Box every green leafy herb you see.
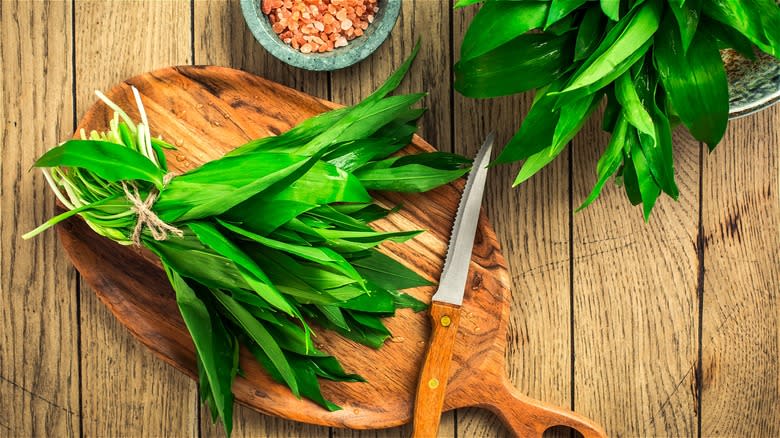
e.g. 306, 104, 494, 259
25, 49, 469, 437
455, 0, 780, 219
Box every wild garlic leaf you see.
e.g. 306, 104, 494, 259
212, 289, 299, 396
707, 17, 757, 59
218, 219, 364, 284
704, 0, 779, 56
575, 6, 606, 61
669, 0, 701, 53
188, 221, 296, 316
455, 33, 575, 98
628, 132, 661, 221
33, 139, 165, 188
261, 160, 372, 205
601, 0, 620, 21
547, 0, 587, 29
156, 153, 317, 222
355, 164, 470, 192
493, 84, 563, 165
614, 71, 655, 138
556, 0, 661, 98
655, 15, 729, 148
460, 1, 549, 61
166, 267, 236, 435
351, 250, 433, 290
578, 116, 629, 210
513, 92, 599, 186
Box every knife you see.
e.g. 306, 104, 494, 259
411, 133, 495, 438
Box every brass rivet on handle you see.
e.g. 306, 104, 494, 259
440, 315, 451, 327
428, 378, 439, 389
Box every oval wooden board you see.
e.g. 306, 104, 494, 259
58, 66, 512, 429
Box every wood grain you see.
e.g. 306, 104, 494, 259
193, 1, 329, 435
330, 2, 455, 436
571, 117, 700, 436
452, 4, 573, 437
701, 106, 780, 436
73, 1, 198, 436
0, 1, 79, 436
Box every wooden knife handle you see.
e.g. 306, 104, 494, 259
411, 302, 462, 438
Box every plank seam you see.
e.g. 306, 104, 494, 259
70, 1, 84, 436
568, 141, 575, 417
695, 141, 705, 438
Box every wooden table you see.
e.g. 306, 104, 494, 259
2, 1, 778, 437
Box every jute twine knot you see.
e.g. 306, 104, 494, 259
122, 173, 183, 246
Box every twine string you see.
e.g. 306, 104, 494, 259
122, 173, 183, 246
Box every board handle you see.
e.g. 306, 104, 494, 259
411, 302, 462, 438
482, 379, 608, 438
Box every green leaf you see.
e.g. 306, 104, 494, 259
547, 0, 587, 29
317, 304, 351, 330
654, 15, 729, 148
628, 131, 661, 221
223, 198, 314, 236
669, 0, 701, 53
351, 250, 432, 290
155, 153, 316, 222
212, 288, 300, 396
704, 0, 779, 57
297, 94, 426, 156
575, 6, 606, 61
707, 17, 756, 59
165, 267, 235, 436
622, 153, 643, 206
455, 33, 575, 98
355, 164, 469, 193
324, 138, 407, 173
601, 0, 620, 21
188, 221, 296, 316
461, 1, 549, 61
33, 140, 165, 188
268, 160, 372, 205
513, 92, 599, 185
218, 219, 364, 283
577, 115, 629, 210
556, 0, 661, 98
614, 71, 655, 139
493, 81, 564, 165
149, 236, 253, 292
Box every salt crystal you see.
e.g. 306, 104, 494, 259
313, 20, 325, 31
335, 36, 348, 48
340, 19, 352, 30
300, 43, 313, 53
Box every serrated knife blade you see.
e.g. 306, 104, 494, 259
431, 131, 494, 306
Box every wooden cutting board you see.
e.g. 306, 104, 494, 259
58, 66, 604, 437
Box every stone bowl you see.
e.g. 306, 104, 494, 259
241, 0, 401, 71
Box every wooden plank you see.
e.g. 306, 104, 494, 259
330, 2, 453, 437
193, 1, 329, 436
73, 1, 198, 436
571, 117, 700, 436
701, 106, 780, 436
452, 5, 572, 438
0, 1, 80, 436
